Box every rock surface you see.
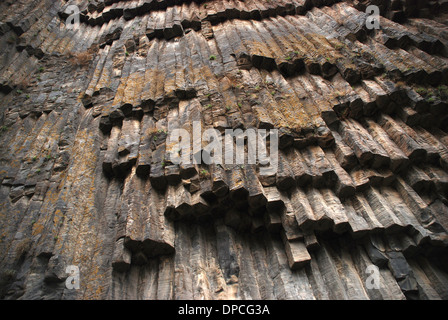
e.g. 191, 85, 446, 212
0, 0, 448, 300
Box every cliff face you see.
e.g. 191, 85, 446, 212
1, 0, 448, 300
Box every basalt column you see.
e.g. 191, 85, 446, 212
1, 0, 448, 300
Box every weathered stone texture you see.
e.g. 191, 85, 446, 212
0, 0, 448, 300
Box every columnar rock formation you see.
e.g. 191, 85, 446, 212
0, 0, 448, 300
